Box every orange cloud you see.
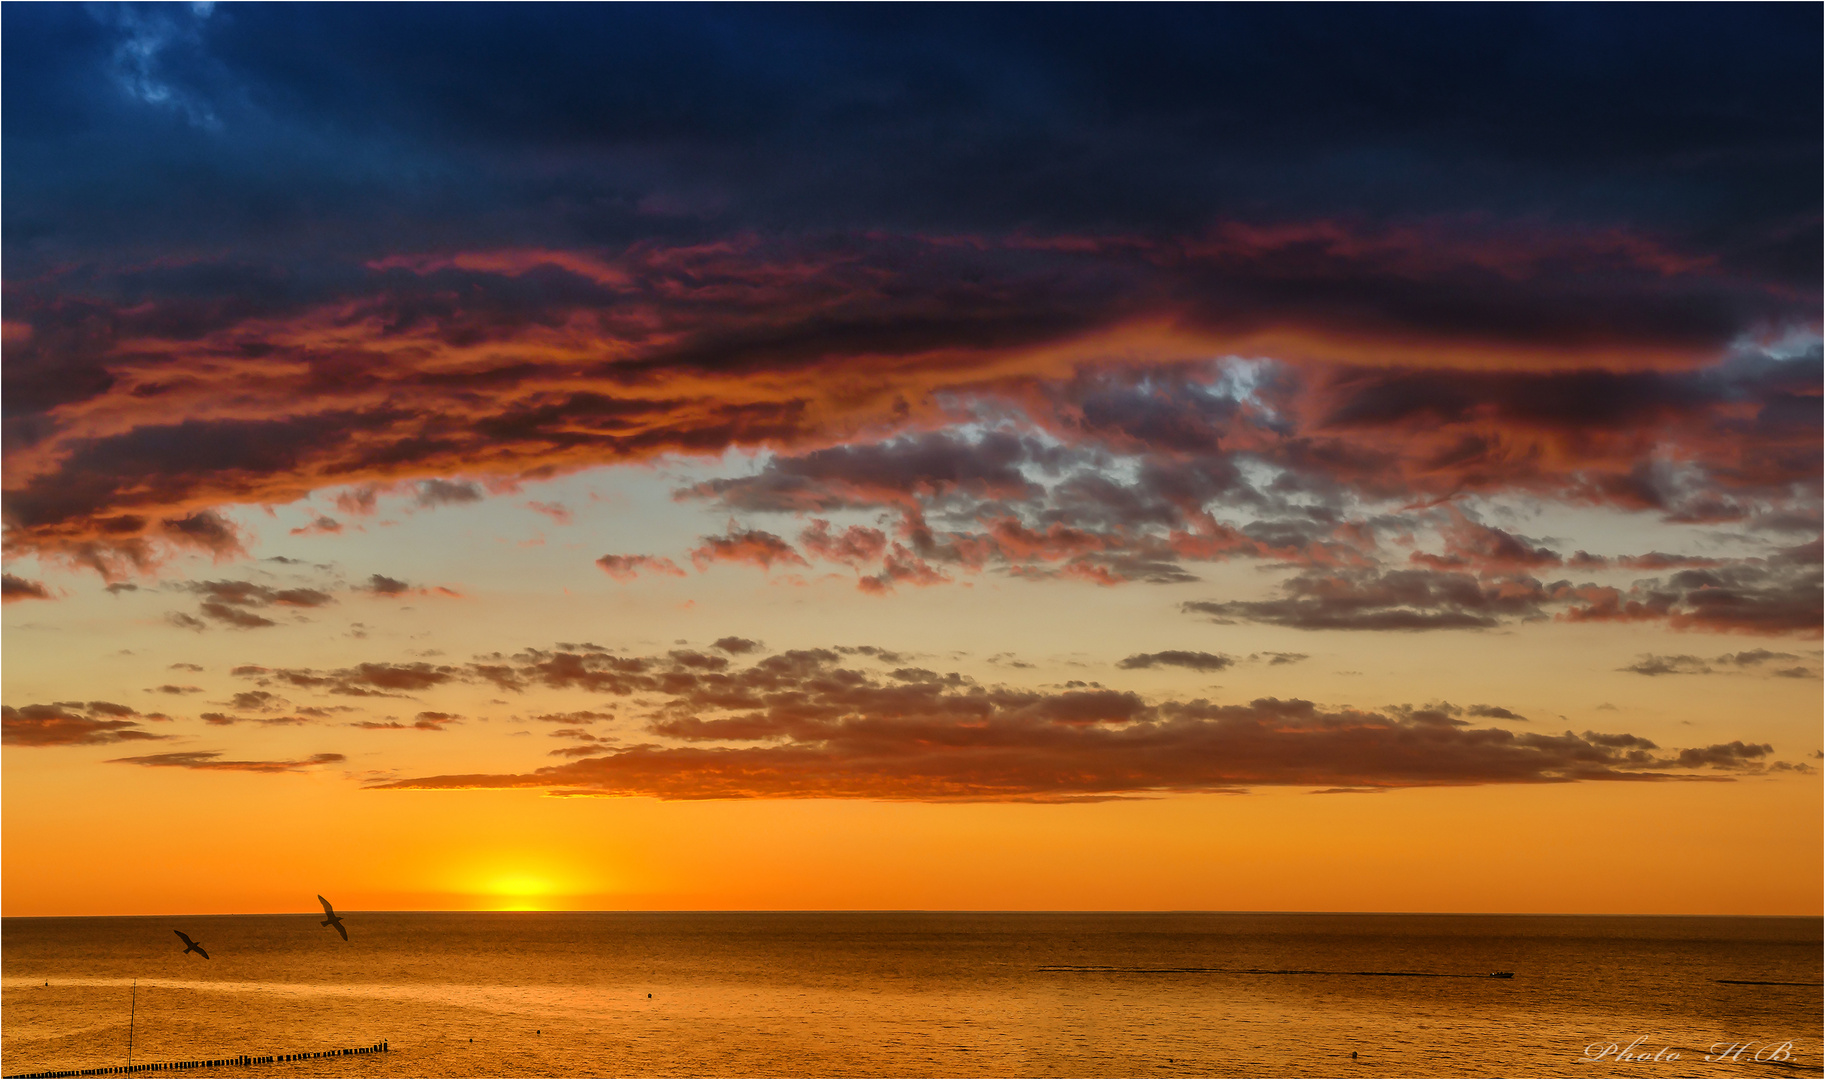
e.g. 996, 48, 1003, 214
3, 231, 1813, 581
126, 639, 1802, 801
3, 703, 170, 746
1, 574, 51, 602
688, 526, 808, 573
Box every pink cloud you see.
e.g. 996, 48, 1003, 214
595, 554, 687, 582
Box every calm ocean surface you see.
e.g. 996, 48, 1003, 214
2, 913, 1818, 1078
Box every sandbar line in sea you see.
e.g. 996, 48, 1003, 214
1037, 966, 1514, 978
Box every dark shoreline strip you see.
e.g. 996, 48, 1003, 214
3, 1041, 387, 1079
1036, 966, 1506, 978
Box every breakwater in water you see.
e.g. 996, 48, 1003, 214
5, 1042, 387, 1079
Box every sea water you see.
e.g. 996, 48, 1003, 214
2, 913, 1818, 1078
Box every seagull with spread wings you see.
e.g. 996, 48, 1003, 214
174, 930, 209, 959
318, 895, 348, 941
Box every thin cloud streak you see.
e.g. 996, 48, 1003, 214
106, 751, 347, 772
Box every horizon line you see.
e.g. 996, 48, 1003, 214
5, 908, 1820, 920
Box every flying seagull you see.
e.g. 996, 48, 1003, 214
174, 930, 209, 959
318, 895, 348, 941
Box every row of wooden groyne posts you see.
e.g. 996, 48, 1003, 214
5, 1041, 388, 1079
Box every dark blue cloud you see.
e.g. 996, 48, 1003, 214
5, 4, 1819, 266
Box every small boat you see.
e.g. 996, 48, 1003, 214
1489, 971, 1514, 979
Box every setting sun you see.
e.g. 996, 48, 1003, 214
479, 875, 559, 911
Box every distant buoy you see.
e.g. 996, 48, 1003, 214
647, 993, 652, 998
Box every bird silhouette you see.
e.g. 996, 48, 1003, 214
318, 895, 348, 941
174, 930, 209, 959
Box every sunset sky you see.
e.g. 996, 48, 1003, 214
4, 5, 1819, 917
